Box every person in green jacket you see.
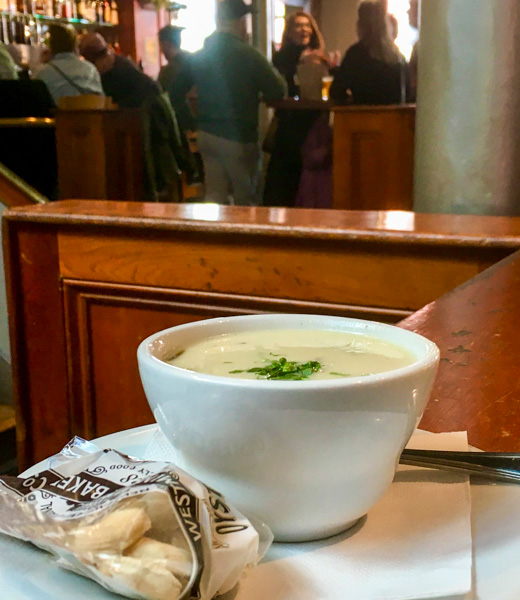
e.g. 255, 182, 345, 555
170, 0, 286, 206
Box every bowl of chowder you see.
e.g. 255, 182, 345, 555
137, 314, 439, 542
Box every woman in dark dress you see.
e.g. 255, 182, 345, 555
263, 11, 331, 207
330, 0, 407, 106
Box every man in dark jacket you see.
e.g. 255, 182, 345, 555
171, 0, 286, 206
158, 25, 188, 92
79, 33, 160, 108
158, 25, 196, 134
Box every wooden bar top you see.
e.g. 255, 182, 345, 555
4, 200, 520, 463
7, 200, 520, 248
332, 103, 416, 113
400, 250, 520, 451
265, 100, 415, 112
266, 98, 333, 111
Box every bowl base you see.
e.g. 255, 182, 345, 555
273, 516, 364, 543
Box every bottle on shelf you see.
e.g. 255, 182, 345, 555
103, 0, 110, 24
0, 15, 8, 44
13, 13, 25, 43
4, 0, 16, 12
110, 0, 117, 25
61, 0, 72, 18
84, 0, 96, 22
95, 0, 104, 24
77, 0, 86, 19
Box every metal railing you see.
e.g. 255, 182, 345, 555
0, 161, 48, 207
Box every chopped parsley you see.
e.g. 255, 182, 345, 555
230, 357, 321, 380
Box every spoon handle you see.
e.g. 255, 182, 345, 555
399, 450, 520, 484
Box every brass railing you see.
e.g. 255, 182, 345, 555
0, 117, 55, 129
0, 162, 48, 207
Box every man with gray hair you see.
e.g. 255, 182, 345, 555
171, 0, 286, 206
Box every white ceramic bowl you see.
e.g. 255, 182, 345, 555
137, 314, 439, 542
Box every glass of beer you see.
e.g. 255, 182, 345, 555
322, 76, 333, 101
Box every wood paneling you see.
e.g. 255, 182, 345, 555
116, 1, 169, 76
61, 279, 422, 439
333, 106, 415, 211
57, 232, 493, 312
5, 201, 520, 468
55, 110, 144, 202
3, 223, 69, 466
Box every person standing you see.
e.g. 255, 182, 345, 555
272, 11, 326, 97
330, 0, 406, 106
408, 0, 419, 102
36, 24, 103, 104
171, 0, 286, 206
158, 25, 195, 134
263, 11, 333, 207
158, 25, 188, 91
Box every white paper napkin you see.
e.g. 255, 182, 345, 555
144, 430, 473, 600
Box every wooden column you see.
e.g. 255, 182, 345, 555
117, 0, 169, 77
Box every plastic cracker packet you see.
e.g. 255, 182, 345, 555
0, 437, 272, 600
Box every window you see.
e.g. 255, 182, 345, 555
387, 0, 418, 60
173, 0, 217, 52
273, 0, 286, 47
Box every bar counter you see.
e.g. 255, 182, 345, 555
4, 200, 520, 468
401, 249, 520, 451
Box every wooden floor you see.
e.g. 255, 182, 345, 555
0, 405, 15, 433
0, 405, 17, 475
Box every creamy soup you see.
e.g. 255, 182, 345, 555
166, 329, 415, 380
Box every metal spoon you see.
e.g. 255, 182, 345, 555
399, 449, 520, 484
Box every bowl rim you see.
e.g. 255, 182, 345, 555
137, 314, 440, 390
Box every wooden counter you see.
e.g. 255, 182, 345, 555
400, 250, 520, 451
266, 102, 415, 211
267, 99, 333, 111
4, 201, 520, 468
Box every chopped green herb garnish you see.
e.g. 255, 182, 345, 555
329, 372, 349, 377
230, 357, 321, 380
